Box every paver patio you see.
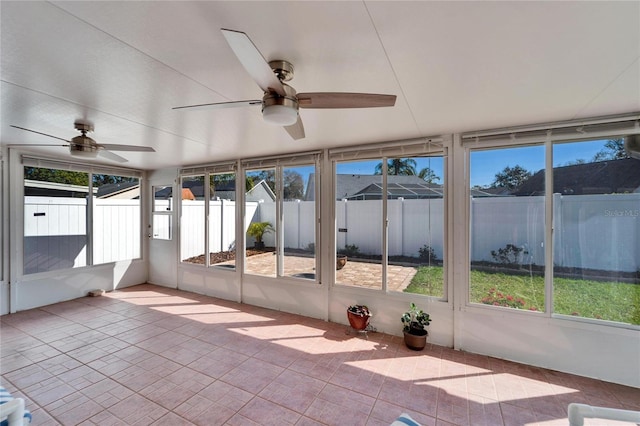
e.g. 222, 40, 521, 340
239, 252, 417, 292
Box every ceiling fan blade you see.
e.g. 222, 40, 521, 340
173, 100, 261, 111
98, 144, 155, 152
7, 143, 69, 148
297, 93, 397, 109
10, 125, 70, 142
284, 116, 305, 140
221, 29, 285, 97
98, 150, 128, 163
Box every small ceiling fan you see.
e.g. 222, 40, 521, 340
10, 121, 155, 163
173, 28, 397, 140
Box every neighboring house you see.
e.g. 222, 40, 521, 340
96, 181, 140, 199
27, 180, 141, 199
306, 174, 490, 200
245, 179, 276, 202
472, 187, 512, 197
305, 174, 443, 201
155, 179, 274, 202
511, 158, 640, 196
337, 174, 435, 200
24, 179, 96, 198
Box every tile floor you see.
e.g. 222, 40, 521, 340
1, 284, 639, 426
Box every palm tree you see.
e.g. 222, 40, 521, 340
374, 158, 417, 175
418, 167, 440, 183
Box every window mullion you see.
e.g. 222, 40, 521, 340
276, 166, 284, 277
87, 173, 94, 266
382, 160, 388, 291
544, 133, 554, 316
204, 174, 210, 267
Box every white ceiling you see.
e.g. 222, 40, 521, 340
1, 1, 639, 170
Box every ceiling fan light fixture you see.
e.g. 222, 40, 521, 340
71, 147, 98, 158
262, 104, 298, 126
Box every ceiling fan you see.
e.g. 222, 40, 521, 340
173, 28, 397, 140
10, 121, 155, 163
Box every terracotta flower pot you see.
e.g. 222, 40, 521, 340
347, 311, 370, 330
336, 255, 347, 270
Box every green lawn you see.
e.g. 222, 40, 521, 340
404, 266, 640, 325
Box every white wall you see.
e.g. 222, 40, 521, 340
1, 152, 7, 315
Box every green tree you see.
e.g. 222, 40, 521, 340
24, 167, 89, 186
418, 167, 440, 183
24, 167, 137, 187
374, 158, 417, 176
247, 170, 275, 193
92, 175, 137, 187
562, 159, 587, 166
592, 139, 627, 161
491, 165, 532, 190
283, 170, 304, 200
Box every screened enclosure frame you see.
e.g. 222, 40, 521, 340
241, 152, 321, 283
18, 155, 144, 277
329, 137, 449, 297
462, 113, 640, 329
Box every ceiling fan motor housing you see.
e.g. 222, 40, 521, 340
70, 135, 99, 157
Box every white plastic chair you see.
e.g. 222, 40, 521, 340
0, 387, 31, 426
568, 403, 640, 426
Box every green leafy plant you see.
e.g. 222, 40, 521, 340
338, 244, 360, 257
418, 245, 438, 262
401, 302, 431, 336
491, 244, 523, 265
347, 305, 371, 317
246, 221, 274, 246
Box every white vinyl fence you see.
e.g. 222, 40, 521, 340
25, 193, 640, 274
180, 201, 259, 260
24, 197, 140, 274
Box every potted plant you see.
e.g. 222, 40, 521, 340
401, 302, 431, 350
347, 305, 371, 331
246, 221, 273, 249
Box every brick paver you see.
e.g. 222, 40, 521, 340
242, 253, 416, 291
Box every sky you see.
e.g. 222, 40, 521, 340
248, 138, 614, 189
335, 139, 612, 188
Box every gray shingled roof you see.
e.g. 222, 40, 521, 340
511, 158, 640, 196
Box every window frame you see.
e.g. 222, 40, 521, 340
20, 156, 144, 276
462, 118, 640, 329
151, 184, 173, 240
241, 153, 320, 283
329, 139, 448, 298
